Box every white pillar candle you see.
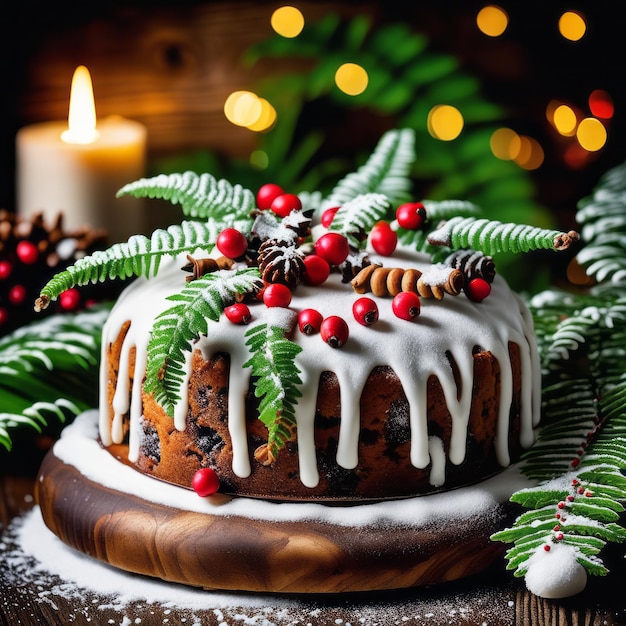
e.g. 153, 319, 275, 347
16, 66, 147, 244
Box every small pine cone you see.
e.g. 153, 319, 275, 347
257, 239, 306, 288
282, 210, 312, 238
445, 249, 496, 284
339, 250, 372, 283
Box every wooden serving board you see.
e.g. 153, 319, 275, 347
35, 448, 510, 594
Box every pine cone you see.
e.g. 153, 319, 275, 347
257, 239, 305, 288
445, 249, 496, 283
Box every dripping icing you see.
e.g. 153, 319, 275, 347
99, 249, 541, 488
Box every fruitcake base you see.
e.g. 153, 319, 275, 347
35, 411, 529, 594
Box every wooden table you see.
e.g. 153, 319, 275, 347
1, 452, 625, 626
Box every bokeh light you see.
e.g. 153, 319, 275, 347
513, 136, 544, 170
552, 104, 578, 136
558, 11, 587, 41
588, 90, 614, 119
250, 150, 270, 170
271, 6, 305, 38
427, 105, 464, 141
476, 5, 509, 37
335, 63, 369, 96
576, 117, 607, 151
224, 91, 277, 131
490, 127, 521, 160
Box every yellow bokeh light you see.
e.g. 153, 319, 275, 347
271, 6, 305, 38
427, 105, 464, 141
476, 5, 509, 37
513, 136, 544, 170
247, 98, 277, 132
553, 104, 578, 136
490, 128, 521, 160
577, 117, 607, 152
558, 11, 586, 41
335, 63, 369, 96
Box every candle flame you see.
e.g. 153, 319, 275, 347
61, 65, 99, 144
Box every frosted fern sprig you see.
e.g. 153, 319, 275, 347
144, 268, 263, 416
427, 216, 579, 256
117, 171, 257, 221
328, 193, 391, 249
320, 128, 415, 212
35, 218, 252, 311
243, 323, 303, 463
0, 305, 109, 450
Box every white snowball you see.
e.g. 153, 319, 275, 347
524, 543, 587, 598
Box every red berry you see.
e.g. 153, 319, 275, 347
396, 202, 427, 230
321, 206, 340, 228
0, 307, 8, 325
16, 240, 39, 264
320, 315, 349, 348
8, 284, 27, 305
256, 183, 284, 210
302, 254, 330, 285
262, 283, 292, 308
0, 260, 12, 280
352, 297, 379, 326
543, 544, 551, 552
392, 291, 421, 321
224, 302, 251, 324
216, 228, 248, 259
298, 308, 323, 335
370, 221, 398, 256
314, 232, 350, 266
270, 193, 302, 218
465, 277, 491, 302
59, 288, 81, 310
192, 468, 220, 497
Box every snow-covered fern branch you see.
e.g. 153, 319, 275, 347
320, 128, 415, 211
328, 193, 391, 248
35, 218, 252, 311
144, 269, 263, 416
117, 171, 257, 221
243, 323, 303, 461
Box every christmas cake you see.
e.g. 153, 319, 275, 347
34, 129, 583, 593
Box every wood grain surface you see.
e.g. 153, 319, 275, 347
1, 452, 626, 625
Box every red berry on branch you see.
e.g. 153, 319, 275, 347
314, 232, 350, 266
270, 193, 302, 218
302, 254, 330, 285
396, 202, 427, 230
370, 221, 397, 256
465, 277, 492, 302
320, 315, 349, 348
16, 240, 39, 265
216, 228, 248, 259
59, 288, 81, 310
224, 302, 251, 324
352, 297, 379, 326
256, 183, 284, 210
8, 284, 27, 305
392, 291, 421, 321
262, 283, 292, 308
192, 468, 220, 497
0, 260, 12, 280
298, 308, 323, 335
321, 207, 340, 228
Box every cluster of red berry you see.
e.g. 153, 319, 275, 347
0, 211, 111, 335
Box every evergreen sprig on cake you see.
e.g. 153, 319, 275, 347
33, 128, 578, 462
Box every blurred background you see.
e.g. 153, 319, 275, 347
0, 1, 623, 267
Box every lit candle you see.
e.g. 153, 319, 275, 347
16, 65, 147, 243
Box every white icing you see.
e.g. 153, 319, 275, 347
99, 245, 541, 489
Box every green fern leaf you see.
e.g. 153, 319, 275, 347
144, 269, 262, 415
243, 323, 303, 458
36, 218, 252, 309
427, 216, 573, 255
117, 171, 257, 221
321, 128, 415, 211
328, 193, 391, 248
